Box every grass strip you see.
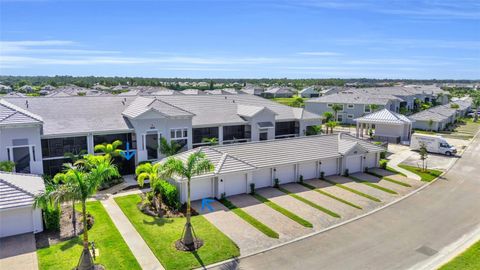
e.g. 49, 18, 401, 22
348, 176, 398, 194
323, 179, 382, 202
276, 187, 341, 218
386, 166, 407, 177
299, 182, 362, 210
251, 194, 313, 228
398, 164, 443, 182
439, 240, 480, 270
218, 198, 279, 238
366, 171, 412, 187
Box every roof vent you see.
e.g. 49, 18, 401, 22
232, 100, 235, 103
25, 100, 29, 108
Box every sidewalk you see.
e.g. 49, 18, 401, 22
387, 149, 421, 181
101, 196, 164, 270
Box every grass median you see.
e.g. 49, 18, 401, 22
218, 197, 279, 238
277, 187, 340, 218
251, 193, 313, 228
348, 176, 398, 195
115, 194, 240, 270
323, 178, 382, 202
366, 171, 412, 187
439, 240, 480, 270
398, 164, 443, 182
299, 182, 363, 210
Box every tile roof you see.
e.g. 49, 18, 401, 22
409, 103, 460, 122
0, 99, 43, 126
122, 97, 195, 119
354, 108, 412, 125
0, 172, 45, 210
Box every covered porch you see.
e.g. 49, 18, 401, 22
354, 109, 413, 144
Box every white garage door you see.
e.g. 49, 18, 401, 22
346, 155, 362, 173
253, 168, 271, 188
365, 153, 377, 168
190, 178, 212, 201
275, 165, 296, 184
299, 162, 317, 180
0, 207, 33, 238
321, 159, 338, 176
224, 173, 247, 196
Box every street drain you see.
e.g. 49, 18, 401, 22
416, 245, 438, 256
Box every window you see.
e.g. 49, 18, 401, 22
193, 127, 219, 144
347, 104, 354, 109
275, 121, 299, 136
327, 103, 333, 108
170, 128, 188, 140
364, 105, 372, 113
440, 142, 450, 148
223, 125, 246, 141
337, 114, 344, 122
41, 136, 87, 158
347, 114, 354, 119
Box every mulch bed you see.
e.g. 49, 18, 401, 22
35, 205, 94, 249
138, 194, 198, 218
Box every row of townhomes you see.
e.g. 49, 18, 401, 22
305, 85, 449, 124
0, 94, 322, 176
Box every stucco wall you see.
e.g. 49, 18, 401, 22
0, 125, 43, 174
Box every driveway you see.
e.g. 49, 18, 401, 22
0, 233, 38, 270
191, 199, 279, 255
326, 175, 398, 203
351, 172, 413, 195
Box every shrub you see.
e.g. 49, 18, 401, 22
274, 178, 279, 188
0, 160, 15, 172
380, 151, 386, 159
44, 206, 60, 231
320, 171, 325, 179
343, 169, 349, 177
158, 181, 179, 209
364, 167, 369, 173
299, 175, 304, 183
249, 183, 255, 195
379, 159, 388, 169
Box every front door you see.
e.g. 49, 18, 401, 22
12, 147, 31, 173
259, 131, 268, 141
145, 132, 159, 160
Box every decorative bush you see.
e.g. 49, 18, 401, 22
379, 159, 388, 169
44, 206, 60, 231
320, 171, 325, 179
299, 175, 304, 183
249, 183, 255, 195
380, 151, 386, 159
0, 160, 15, 172
158, 181, 179, 209
274, 178, 279, 188
344, 169, 349, 177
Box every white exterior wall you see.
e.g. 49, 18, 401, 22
375, 123, 410, 141
249, 110, 276, 141
0, 206, 43, 237
320, 158, 338, 176
0, 125, 43, 174
253, 168, 272, 188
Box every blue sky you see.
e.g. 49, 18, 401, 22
0, 0, 479, 79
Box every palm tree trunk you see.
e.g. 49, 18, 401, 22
183, 178, 194, 247
77, 200, 94, 270
82, 200, 88, 248
72, 200, 77, 236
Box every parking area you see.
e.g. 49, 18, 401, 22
0, 233, 38, 270
193, 168, 426, 256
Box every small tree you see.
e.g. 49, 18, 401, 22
0, 160, 15, 172
326, 121, 338, 134
135, 162, 165, 211
201, 137, 219, 146
94, 140, 122, 159
331, 104, 343, 121
369, 104, 379, 112
160, 137, 182, 157
419, 142, 428, 172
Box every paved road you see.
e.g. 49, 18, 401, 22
213, 134, 480, 270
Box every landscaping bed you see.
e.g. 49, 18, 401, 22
398, 164, 443, 182
37, 201, 141, 270
115, 194, 240, 270
138, 193, 198, 218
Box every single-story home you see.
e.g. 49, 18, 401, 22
354, 108, 413, 143
410, 100, 472, 131
162, 134, 384, 203
299, 86, 319, 98
0, 172, 45, 238
262, 87, 295, 98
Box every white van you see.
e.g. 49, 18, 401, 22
410, 134, 457, 156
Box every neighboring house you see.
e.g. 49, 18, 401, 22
180, 89, 208, 95
163, 133, 384, 202
0, 172, 45, 237
19, 85, 34, 93
305, 85, 449, 124
319, 86, 343, 96
240, 85, 264, 96
354, 109, 414, 143
0, 84, 13, 94
0, 94, 322, 176
41, 85, 56, 91
299, 86, 319, 98
262, 87, 295, 98
3, 92, 26, 98
410, 100, 471, 131
204, 89, 235, 95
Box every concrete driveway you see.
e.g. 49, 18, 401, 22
351, 172, 412, 195
326, 175, 398, 203
191, 199, 279, 255
0, 233, 38, 270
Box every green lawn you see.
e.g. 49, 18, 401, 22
322, 178, 382, 202
219, 197, 279, 238
439, 240, 480, 270
277, 187, 341, 218
299, 182, 363, 210
114, 194, 240, 270
251, 193, 313, 227
271, 96, 304, 107
37, 201, 141, 270
398, 164, 443, 182
348, 176, 398, 195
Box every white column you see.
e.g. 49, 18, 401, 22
360, 123, 364, 137
356, 122, 360, 138
87, 133, 94, 154
218, 126, 224, 145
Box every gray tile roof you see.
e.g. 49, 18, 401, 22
0, 99, 43, 126
122, 97, 195, 119
354, 108, 412, 124
307, 91, 397, 105
4, 94, 322, 136
0, 172, 45, 210
163, 133, 384, 180
237, 104, 270, 118
409, 103, 459, 122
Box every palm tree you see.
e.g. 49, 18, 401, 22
322, 112, 334, 134
160, 137, 182, 156
94, 140, 122, 159
201, 137, 218, 146
33, 179, 62, 231
331, 104, 343, 122
326, 121, 338, 134
162, 151, 214, 251
135, 162, 164, 211
53, 166, 83, 236
369, 104, 379, 112
64, 149, 88, 163
57, 155, 119, 270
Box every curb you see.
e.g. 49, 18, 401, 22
201, 130, 480, 270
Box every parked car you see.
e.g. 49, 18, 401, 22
410, 134, 457, 156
